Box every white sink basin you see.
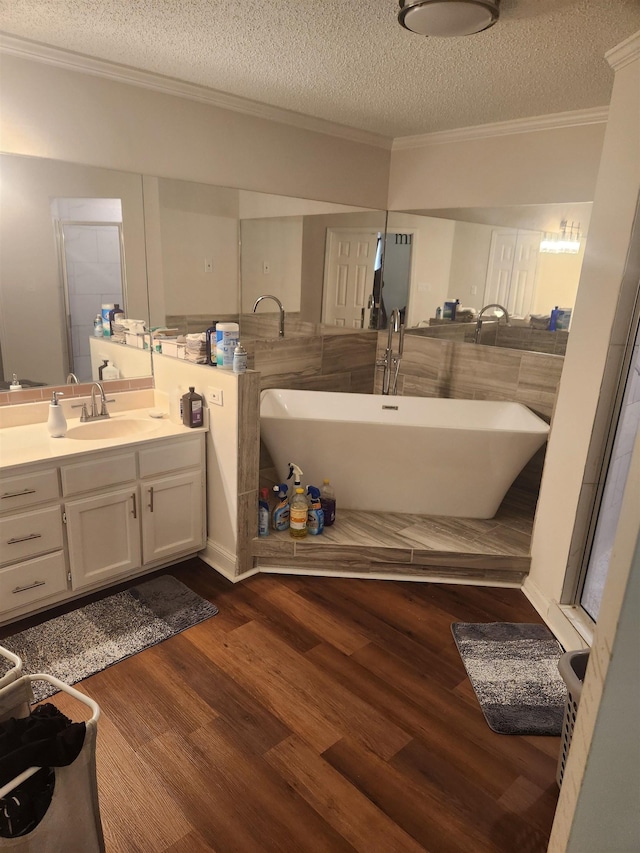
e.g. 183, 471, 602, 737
66, 418, 159, 440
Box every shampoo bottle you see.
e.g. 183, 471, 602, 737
47, 391, 67, 438
320, 479, 336, 526
258, 488, 270, 537
271, 484, 290, 532
290, 488, 308, 539
306, 485, 324, 536
182, 386, 204, 428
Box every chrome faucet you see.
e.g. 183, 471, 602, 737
474, 303, 510, 345
73, 382, 112, 422
377, 307, 405, 395
66, 372, 79, 384
253, 294, 285, 338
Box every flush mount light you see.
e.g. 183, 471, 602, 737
398, 0, 500, 37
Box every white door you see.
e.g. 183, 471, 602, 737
484, 229, 540, 317
323, 229, 379, 328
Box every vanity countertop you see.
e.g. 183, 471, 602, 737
0, 408, 207, 470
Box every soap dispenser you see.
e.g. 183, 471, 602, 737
47, 391, 67, 438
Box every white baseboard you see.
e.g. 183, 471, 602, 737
522, 576, 589, 650
199, 540, 259, 583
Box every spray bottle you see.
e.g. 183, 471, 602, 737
306, 485, 324, 536
287, 462, 304, 493
271, 483, 290, 532
290, 488, 308, 539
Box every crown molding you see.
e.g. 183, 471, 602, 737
0, 33, 393, 151
606, 29, 640, 71
392, 106, 609, 151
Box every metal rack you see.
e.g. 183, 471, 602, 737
0, 645, 104, 851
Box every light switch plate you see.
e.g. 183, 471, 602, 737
208, 386, 223, 406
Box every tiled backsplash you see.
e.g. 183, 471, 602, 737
0, 377, 153, 409
377, 333, 564, 420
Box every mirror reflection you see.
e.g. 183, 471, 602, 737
0, 152, 589, 395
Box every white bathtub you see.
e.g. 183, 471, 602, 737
260, 389, 550, 519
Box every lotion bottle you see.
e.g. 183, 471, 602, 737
47, 391, 67, 438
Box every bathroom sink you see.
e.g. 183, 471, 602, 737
66, 418, 159, 440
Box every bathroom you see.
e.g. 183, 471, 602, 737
0, 34, 639, 847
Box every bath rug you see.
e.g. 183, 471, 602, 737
0, 575, 218, 703
451, 622, 565, 736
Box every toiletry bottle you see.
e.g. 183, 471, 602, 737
233, 343, 248, 374
101, 303, 114, 337
108, 303, 124, 335
435, 307, 442, 320
101, 361, 119, 380
320, 479, 336, 526
205, 321, 218, 366
182, 386, 204, 428
93, 314, 103, 337
47, 391, 67, 438
9, 373, 22, 391
549, 306, 559, 331
271, 484, 290, 532
258, 488, 270, 537
306, 485, 324, 536
290, 488, 308, 539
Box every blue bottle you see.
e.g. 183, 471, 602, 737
306, 485, 324, 535
258, 487, 270, 537
271, 483, 290, 532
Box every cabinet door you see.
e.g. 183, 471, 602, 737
66, 487, 141, 590
141, 471, 204, 565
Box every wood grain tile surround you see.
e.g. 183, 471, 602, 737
246, 331, 563, 584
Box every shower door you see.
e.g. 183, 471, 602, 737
56, 221, 126, 381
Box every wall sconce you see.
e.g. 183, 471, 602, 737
540, 220, 582, 254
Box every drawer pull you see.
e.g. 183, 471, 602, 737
148, 486, 154, 513
131, 492, 137, 519
13, 580, 46, 594
2, 488, 37, 500
7, 533, 43, 545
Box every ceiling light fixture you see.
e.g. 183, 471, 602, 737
540, 220, 582, 255
397, 0, 500, 37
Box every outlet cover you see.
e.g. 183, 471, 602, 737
208, 386, 223, 406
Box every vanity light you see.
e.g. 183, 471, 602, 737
540, 220, 582, 255
397, 0, 500, 37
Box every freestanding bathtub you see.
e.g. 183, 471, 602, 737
259, 389, 550, 519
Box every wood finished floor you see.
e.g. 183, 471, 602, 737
2, 559, 561, 853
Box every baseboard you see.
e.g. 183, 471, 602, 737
258, 564, 520, 587
199, 540, 259, 582
522, 576, 589, 650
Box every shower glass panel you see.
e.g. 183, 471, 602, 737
580, 313, 640, 621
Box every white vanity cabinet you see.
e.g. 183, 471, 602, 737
0, 431, 205, 623
63, 435, 205, 591
0, 469, 67, 617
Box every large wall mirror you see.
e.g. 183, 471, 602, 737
384, 205, 591, 338
0, 151, 589, 393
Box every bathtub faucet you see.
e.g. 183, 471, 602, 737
253, 294, 285, 338
474, 303, 510, 345
378, 307, 404, 395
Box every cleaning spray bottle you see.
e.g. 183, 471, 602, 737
290, 488, 308, 539
306, 485, 324, 536
288, 462, 304, 493
258, 487, 270, 537
320, 479, 336, 526
271, 483, 290, 532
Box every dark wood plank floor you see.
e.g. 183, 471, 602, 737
2, 559, 561, 852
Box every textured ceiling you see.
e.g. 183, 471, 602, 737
1, 0, 639, 138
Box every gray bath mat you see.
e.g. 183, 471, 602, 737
0, 575, 218, 702
451, 622, 565, 735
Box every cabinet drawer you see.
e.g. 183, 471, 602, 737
0, 551, 68, 615
62, 452, 137, 496
0, 506, 64, 566
139, 436, 203, 478
0, 469, 59, 513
